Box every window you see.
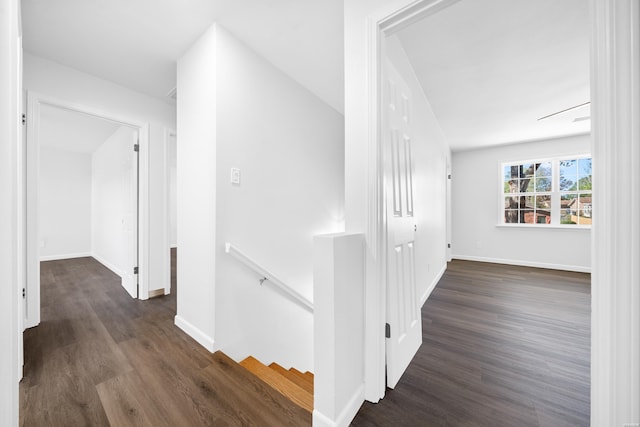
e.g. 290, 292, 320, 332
502, 156, 592, 226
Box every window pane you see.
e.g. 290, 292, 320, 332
504, 196, 519, 209
522, 210, 535, 224
578, 158, 592, 190
504, 178, 519, 193
577, 193, 592, 224
535, 162, 552, 177
520, 163, 535, 178
560, 174, 577, 191
536, 177, 552, 192
523, 178, 535, 192
504, 165, 518, 180
535, 195, 551, 209
504, 210, 519, 223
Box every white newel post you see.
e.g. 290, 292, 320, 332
591, 0, 640, 425
313, 233, 366, 427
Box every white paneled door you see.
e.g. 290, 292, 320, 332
384, 60, 422, 389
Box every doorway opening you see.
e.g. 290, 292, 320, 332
25, 92, 150, 329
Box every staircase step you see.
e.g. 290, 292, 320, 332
210, 352, 311, 425
240, 356, 313, 413
268, 363, 314, 394
291, 367, 314, 385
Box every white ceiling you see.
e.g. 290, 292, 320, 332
397, 0, 590, 151
21, 0, 344, 113
23, 0, 589, 151
39, 104, 123, 154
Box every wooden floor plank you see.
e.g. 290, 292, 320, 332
352, 260, 590, 427
20, 250, 311, 426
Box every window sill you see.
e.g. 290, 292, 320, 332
496, 223, 591, 230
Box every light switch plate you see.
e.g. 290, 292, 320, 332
230, 168, 241, 185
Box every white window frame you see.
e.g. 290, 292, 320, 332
498, 154, 592, 229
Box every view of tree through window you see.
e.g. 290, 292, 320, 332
503, 157, 592, 226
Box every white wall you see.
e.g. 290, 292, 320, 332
176, 23, 345, 370
386, 35, 451, 304
175, 23, 218, 350
214, 25, 344, 371
39, 147, 92, 260
452, 134, 591, 271
0, 0, 21, 423
91, 127, 136, 278
23, 53, 175, 293
169, 132, 177, 248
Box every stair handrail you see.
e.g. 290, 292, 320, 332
225, 242, 314, 313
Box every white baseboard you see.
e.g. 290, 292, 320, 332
451, 254, 591, 273
313, 384, 364, 427
39, 252, 91, 262
174, 315, 216, 352
91, 253, 124, 278
421, 262, 446, 307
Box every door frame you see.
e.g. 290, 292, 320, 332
25, 91, 151, 328
357, 0, 640, 421
163, 128, 176, 296
359, 0, 462, 402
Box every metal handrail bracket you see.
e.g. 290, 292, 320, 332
224, 242, 314, 313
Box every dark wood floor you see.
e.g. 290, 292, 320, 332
20, 249, 310, 426
352, 260, 591, 427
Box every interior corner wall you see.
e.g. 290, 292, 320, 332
39, 147, 92, 260
91, 127, 136, 277
23, 53, 176, 293
451, 134, 591, 271
213, 25, 345, 371
386, 35, 451, 304
175, 23, 217, 349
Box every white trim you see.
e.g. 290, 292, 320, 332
39, 252, 92, 262
420, 262, 446, 306
170, 244, 178, 249
312, 385, 365, 427
452, 255, 591, 274
91, 253, 125, 278
163, 128, 175, 295
174, 315, 216, 352
360, 0, 461, 403
496, 224, 591, 231
25, 91, 151, 307
590, 0, 640, 424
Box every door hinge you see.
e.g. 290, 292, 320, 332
133, 144, 139, 152
22, 288, 26, 299
385, 323, 391, 339
21, 113, 26, 125
448, 174, 452, 179
448, 243, 451, 249
134, 266, 139, 274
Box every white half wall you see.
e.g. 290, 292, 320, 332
91, 127, 137, 279
386, 35, 451, 305
214, 25, 344, 371
452, 134, 591, 271
39, 147, 92, 260
23, 53, 175, 293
